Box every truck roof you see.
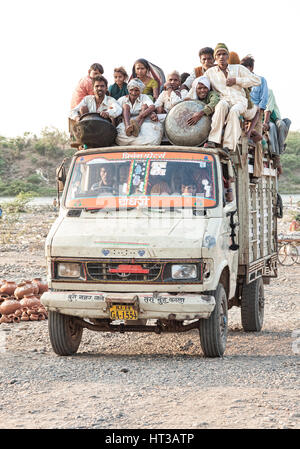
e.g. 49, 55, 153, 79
74, 145, 223, 158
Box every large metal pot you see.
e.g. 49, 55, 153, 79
165, 100, 211, 146
72, 113, 117, 148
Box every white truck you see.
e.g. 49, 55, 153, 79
41, 138, 279, 357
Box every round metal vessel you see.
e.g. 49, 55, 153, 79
73, 113, 117, 148
165, 100, 211, 146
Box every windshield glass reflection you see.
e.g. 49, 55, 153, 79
65, 151, 218, 210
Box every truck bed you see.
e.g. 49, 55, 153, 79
234, 137, 278, 283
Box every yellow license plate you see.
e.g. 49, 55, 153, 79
110, 304, 138, 320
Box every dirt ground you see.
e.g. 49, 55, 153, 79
0, 208, 299, 429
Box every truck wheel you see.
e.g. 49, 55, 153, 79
48, 311, 83, 356
241, 277, 264, 332
199, 283, 228, 357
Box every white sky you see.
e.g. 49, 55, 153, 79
1, 0, 299, 138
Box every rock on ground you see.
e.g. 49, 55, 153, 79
0, 209, 299, 429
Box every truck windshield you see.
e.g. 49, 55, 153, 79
65, 150, 218, 210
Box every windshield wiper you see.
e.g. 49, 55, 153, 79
192, 208, 207, 216
84, 207, 105, 213
147, 207, 167, 213
145, 207, 184, 214
146, 207, 206, 216
84, 207, 136, 213
84, 206, 207, 216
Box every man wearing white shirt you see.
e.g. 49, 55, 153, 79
154, 71, 187, 122
70, 76, 122, 122
204, 43, 261, 152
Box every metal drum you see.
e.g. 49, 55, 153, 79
72, 113, 117, 148
165, 100, 211, 146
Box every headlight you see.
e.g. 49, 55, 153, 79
171, 264, 197, 280
57, 263, 81, 278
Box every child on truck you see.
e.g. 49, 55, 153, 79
71, 63, 104, 109
108, 67, 129, 100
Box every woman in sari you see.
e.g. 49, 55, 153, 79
130, 58, 165, 101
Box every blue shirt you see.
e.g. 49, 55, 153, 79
250, 75, 268, 110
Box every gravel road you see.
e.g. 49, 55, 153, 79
0, 209, 299, 429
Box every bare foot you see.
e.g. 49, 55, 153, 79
125, 124, 134, 136
130, 119, 140, 137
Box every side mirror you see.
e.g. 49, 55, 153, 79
56, 164, 66, 193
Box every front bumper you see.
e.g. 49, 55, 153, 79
41, 290, 215, 320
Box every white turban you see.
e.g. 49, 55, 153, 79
188, 76, 211, 99
195, 76, 210, 90
127, 78, 145, 93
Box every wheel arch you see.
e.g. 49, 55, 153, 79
218, 265, 230, 302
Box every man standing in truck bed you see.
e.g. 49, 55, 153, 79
204, 43, 261, 152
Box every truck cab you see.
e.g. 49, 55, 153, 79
41, 142, 278, 357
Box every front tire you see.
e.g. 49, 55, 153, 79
48, 311, 83, 356
199, 283, 228, 357
241, 277, 264, 331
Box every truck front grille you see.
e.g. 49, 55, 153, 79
53, 259, 203, 284
86, 262, 162, 282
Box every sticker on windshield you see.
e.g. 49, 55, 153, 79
129, 161, 148, 195
150, 161, 167, 176
134, 164, 142, 174
133, 175, 141, 185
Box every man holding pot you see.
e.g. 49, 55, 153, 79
70, 76, 122, 123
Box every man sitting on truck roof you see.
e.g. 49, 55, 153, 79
184, 76, 220, 126
181, 47, 215, 91
240, 55, 268, 179
263, 89, 291, 156
154, 71, 187, 119
69, 76, 122, 124
203, 43, 261, 152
